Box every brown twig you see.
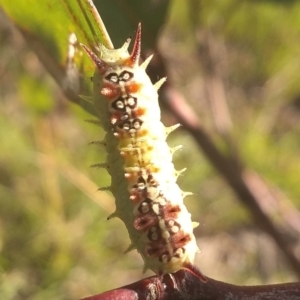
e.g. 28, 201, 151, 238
79, 266, 300, 300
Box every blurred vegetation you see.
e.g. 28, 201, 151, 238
1, 0, 300, 299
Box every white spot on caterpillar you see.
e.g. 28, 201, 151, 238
152, 204, 160, 215
140, 202, 150, 213
170, 225, 179, 234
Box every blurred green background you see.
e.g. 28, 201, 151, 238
1, 0, 300, 299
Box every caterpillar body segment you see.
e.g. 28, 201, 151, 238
81, 23, 199, 275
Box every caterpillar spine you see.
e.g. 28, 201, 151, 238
81, 23, 199, 275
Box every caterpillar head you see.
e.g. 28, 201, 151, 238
81, 23, 141, 74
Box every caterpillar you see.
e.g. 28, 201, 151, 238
81, 23, 199, 275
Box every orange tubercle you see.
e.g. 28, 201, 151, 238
134, 107, 146, 117
126, 82, 142, 94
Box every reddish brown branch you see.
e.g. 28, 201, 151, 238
80, 267, 300, 300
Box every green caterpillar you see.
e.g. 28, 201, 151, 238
81, 23, 199, 275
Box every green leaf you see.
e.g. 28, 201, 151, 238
1, 0, 169, 116
1, 0, 111, 117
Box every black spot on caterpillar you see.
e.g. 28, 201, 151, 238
81, 23, 199, 275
